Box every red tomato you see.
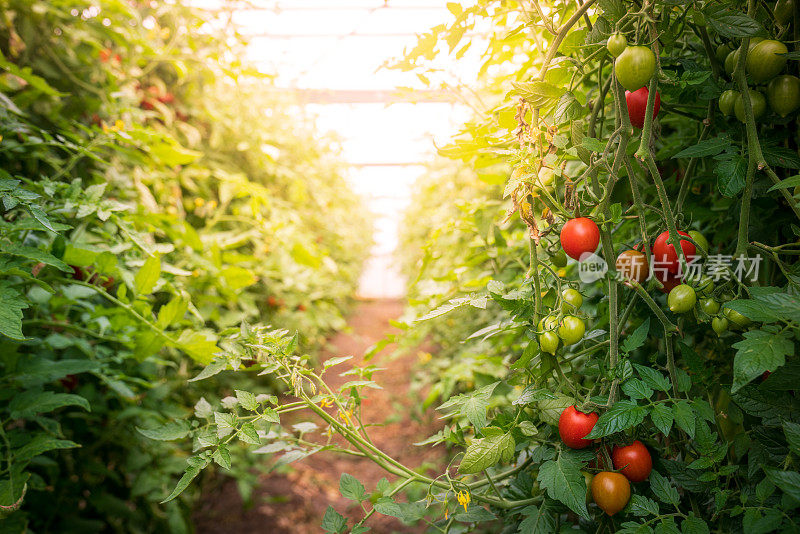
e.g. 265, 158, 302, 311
560, 218, 600, 261
558, 406, 598, 449
612, 441, 653, 482
625, 87, 661, 129
655, 270, 682, 294
652, 230, 695, 274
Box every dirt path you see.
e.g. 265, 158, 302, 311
194, 299, 445, 533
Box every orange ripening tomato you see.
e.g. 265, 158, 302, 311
591, 472, 631, 515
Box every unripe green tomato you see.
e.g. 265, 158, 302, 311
614, 46, 657, 92
668, 284, 697, 313
746, 40, 789, 84
558, 316, 586, 346
700, 298, 720, 315
724, 50, 739, 77
766, 75, 800, 117
688, 230, 709, 254
607, 33, 627, 57
539, 315, 558, 331
551, 249, 568, 268
712, 317, 729, 335
539, 331, 560, 355
719, 89, 739, 116
724, 308, 752, 327
734, 89, 766, 122
561, 288, 583, 312
775, 0, 795, 24
716, 44, 732, 64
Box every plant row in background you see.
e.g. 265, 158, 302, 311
0, 1, 369, 532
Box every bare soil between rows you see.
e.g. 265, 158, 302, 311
193, 299, 446, 533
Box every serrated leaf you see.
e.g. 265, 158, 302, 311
622, 378, 654, 400
715, 154, 747, 197
731, 330, 792, 393
650, 403, 674, 436
536, 451, 589, 520
235, 390, 259, 411
134, 254, 161, 295
459, 431, 515, 474
630, 494, 660, 516
673, 136, 730, 159
161, 456, 209, 503
339, 473, 365, 502
586, 400, 647, 439
650, 470, 680, 506
238, 422, 261, 445
0, 283, 28, 340
9, 390, 90, 418
764, 468, 800, 502
634, 364, 671, 392
673, 401, 696, 438
621, 318, 650, 353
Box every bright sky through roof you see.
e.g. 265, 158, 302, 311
221, 0, 479, 298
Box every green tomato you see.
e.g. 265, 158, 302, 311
716, 44, 732, 64
539, 331, 560, 355
766, 75, 800, 117
724, 50, 738, 77
539, 314, 558, 331
668, 284, 696, 313
551, 249, 568, 268
688, 230, 709, 254
561, 288, 583, 312
712, 317, 729, 335
775, 0, 795, 24
700, 298, 720, 315
734, 89, 766, 123
719, 89, 739, 116
746, 40, 789, 84
558, 316, 586, 346
614, 46, 656, 92
724, 308, 752, 328
607, 34, 628, 57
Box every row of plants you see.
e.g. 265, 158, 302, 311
0, 1, 369, 531
160, 0, 800, 532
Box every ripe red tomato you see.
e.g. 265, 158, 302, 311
560, 218, 600, 260
558, 406, 598, 449
591, 472, 631, 515
652, 230, 695, 274
625, 87, 660, 129
612, 441, 653, 482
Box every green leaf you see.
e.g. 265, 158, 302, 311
726, 293, 800, 323
134, 254, 161, 295
634, 364, 671, 392
437, 382, 499, 429
214, 412, 236, 438
681, 513, 710, 534
731, 330, 793, 392
14, 434, 79, 462
339, 473, 366, 502
175, 330, 219, 365
536, 450, 590, 520
137, 421, 191, 441
650, 471, 680, 506
9, 390, 90, 418
783, 421, 800, 456
453, 504, 496, 522
0, 241, 70, 272
672, 136, 729, 159
622, 378, 654, 400
622, 318, 650, 353
235, 390, 259, 411
517, 504, 556, 533
629, 494, 660, 516
673, 401, 696, 438
705, 6, 763, 37
238, 422, 261, 445
213, 444, 231, 470
767, 174, 800, 193
157, 295, 188, 328
189, 359, 227, 382
585, 400, 647, 439
459, 431, 515, 474
162, 456, 209, 503
764, 468, 800, 502
0, 283, 28, 340
650, 403, 674, 436
714, 154, 747, 197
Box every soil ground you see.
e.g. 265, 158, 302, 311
193, 299, 446, 533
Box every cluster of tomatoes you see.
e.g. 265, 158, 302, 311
717, 36, 799, 121
558, 406, 652, 515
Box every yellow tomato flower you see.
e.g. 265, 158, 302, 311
457, 490, 470, 512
